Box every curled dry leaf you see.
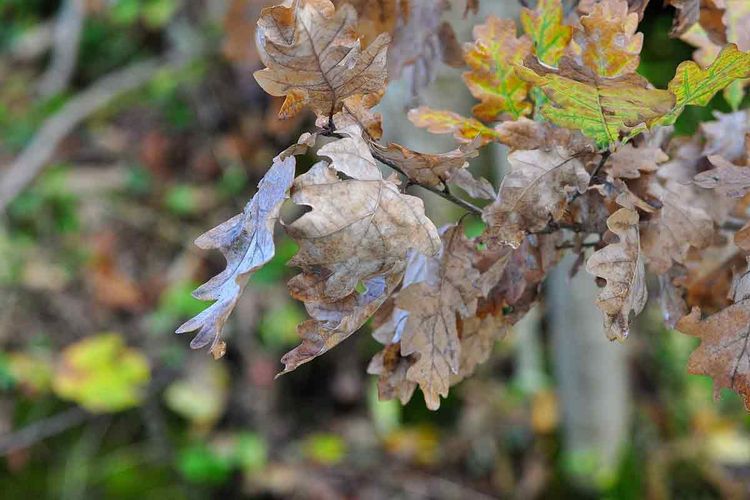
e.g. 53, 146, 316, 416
333, 0, 404, 46
369, 139, 480, 188
694, 155, 750, 198
605, 143, 668, 179
640, 181, 714, 274
676, 261, 750, 408
396, 227, 482, 410
571, 0, 643, 78
667, 0, 726, 43
462, 16, 533, 121
177, 154, 296, 358
586, 208, 647, 340
482, 146, 590, 248
254, 0, 389, 119
280, 132, 440, 373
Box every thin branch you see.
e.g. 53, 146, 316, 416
38, 0, 85, 97
0, 407, 91, 456
556, 240, 600, 250
0, 58, 162, 211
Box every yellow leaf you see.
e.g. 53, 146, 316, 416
520, 0, 572, 65
663, 43, 750, 124
571, 0, 643, 78
407, 106, 501, 145
462, 17, 533, 120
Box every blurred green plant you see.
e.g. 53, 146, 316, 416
52, 333, 151, 412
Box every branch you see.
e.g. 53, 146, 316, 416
38, 0, 85, 97
0, 407, 91, 456
0, 58, 162, 212
370, 148, 483, 216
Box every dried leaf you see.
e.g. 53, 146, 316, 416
676, 262, 750, 408
462, 17, 533, 120
659, 266, 688, 328
668, 0, 726, 43
571, 0, 643, 78
605, 143, 668, 179
641, 181, 714, 274
517, 57, 675, 148
521, 0, 573, 66
177, 155, 296, 356
397, 226, 482, 409
449, 168, 497, 200
254, 0, 390, 119
585, 208, 647, 340
369, 140, 480, 188
334, 0, 403, 45
701, 110, 749, 161
483, 146, 590, 248
367, 341, 417, 405
280, 133, 440, 372
694, 155, 750, 197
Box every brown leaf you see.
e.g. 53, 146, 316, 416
367, 341, 417, 405
701, 110, 749, 162
396, 226, 483, 409
451, 314, 508, 384
736, 222, 750, 252
676, 261, 750, 408
640, 181, 714, 273
483, 147, 590, 248
585, 208, 647, 340
694, 155, 750, 198
280, 133, 440, 372
606, 143, 668, 179
659, 266, 688, 328
369, 140, 480, 188
667, 0, 727, 44
254, 0, 389, 119
333, 0, 404, 45
448, 168, 497, 200
177, 154, 297, 356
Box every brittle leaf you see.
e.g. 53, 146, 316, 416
694, 154, 750, 197
676, 262, 750, 408
482, 146, 590, 248
254, 0, 389, 119
177, 155, 296, 357
585, 208, 647, 341
407, 106, 501, 145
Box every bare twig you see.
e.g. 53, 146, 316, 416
0, 407, 91, 456
0, 58, 162, 211
38, 0, 85, 97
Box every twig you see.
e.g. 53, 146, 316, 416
556, 240, 600, 250
0, 407, 91, 456
0, 58, 162, 212
38, 0, 85, 96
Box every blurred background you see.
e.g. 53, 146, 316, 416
1, 0, 749, 498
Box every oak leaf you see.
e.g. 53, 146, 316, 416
571, 0, 643, 78
407, 107, 501, 145
662, 43, 750, 124
667, 0, 726, 43
177, 154, 296, 358
462, 17, 533, 121
369, 140, 480, 189
280, 133, 440, 372
483, 146, 590, 248
605, 143, 668, 179
586, 208, 647, 340
254, 0, 389, 119
520, 0, 573, 66
517, 57, 675, 148
676, 262, 750, 408
694, 154, 750, 197
640, 181, 714, 274
701, 110, 749, 161
396, 226, 482, 410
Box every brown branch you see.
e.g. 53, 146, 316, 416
0, 58, 163, 211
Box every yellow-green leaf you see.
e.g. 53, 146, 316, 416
664, 43, 750, 123
517, 58, 674, 148
53, 333, 150, 413
520, 0, 572, 65
462, 17, 533, 120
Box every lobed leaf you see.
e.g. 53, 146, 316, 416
520, 0, 572, 66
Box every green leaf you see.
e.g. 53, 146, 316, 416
662, 44, 750, 124
517, 58, 674, 148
